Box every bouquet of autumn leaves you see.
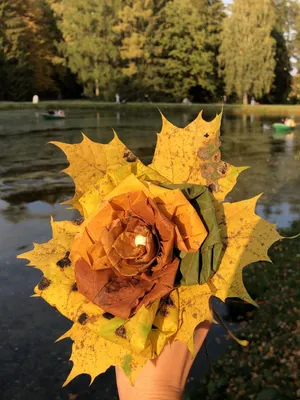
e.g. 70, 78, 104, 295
18, 111, 282, 386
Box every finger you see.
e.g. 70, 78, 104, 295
116, 320, 212, 399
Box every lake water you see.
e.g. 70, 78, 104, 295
1, 105, 300, 400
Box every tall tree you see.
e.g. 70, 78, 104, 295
291, 73, 300, 101
144, 0, 216, 101
114, 0, 154, 77
294, 2, 300, 72
0, 0, 69, 100
0, 0, 33, 100
273, 0, 299, 73
113, 0, 167, 99
265, 0, 294, 103
49, 0, 121, 98
219, 0, 276, 104
190, 0, 225, 101
23, 0, 61, 97
266, 30, 292, 103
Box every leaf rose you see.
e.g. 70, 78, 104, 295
70, 175, 207, 319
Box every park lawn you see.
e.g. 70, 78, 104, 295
188, 221, 300, 400
0, 100, 300, 115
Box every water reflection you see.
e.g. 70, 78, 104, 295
0, 106, 299, 228
0, 202, 30, 224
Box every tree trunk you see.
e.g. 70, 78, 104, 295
95, 79, 99, 97
243, 92, 248, 105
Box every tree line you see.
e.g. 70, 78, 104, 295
0, 0, 300, 104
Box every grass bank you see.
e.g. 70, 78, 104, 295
0, 100, 299, 115
188, 221, 300, 400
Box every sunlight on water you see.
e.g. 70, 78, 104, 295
1, 106, 299, 232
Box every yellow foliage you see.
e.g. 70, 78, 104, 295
78, 161, 168, 218
211, 195, 283, 304
51, 132, 137, 214
17, 110, 283, 386
17, 217, 162, 358
150, 111, 247, 201
57, 323, 148, 386
175, 284, 213, 355
17, 219, 87, 320
150, 290, 180, 355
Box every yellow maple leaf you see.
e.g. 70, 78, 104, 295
150, 110, 247, 202
50, 132, 139, 214
175, 284, 213, 355
57, 323, 148, 386
211, 195, 283, 303
172, 194, 283, 354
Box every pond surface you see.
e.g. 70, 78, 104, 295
1, 105, 300, 400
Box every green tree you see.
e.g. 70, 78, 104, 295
264, 30, 292, 103
219, 0, 276, 104
264, 0, 294, 104
0, 0, 67, 100
114, 0, 154, 78
0, 0, 33, 100
294, 2, 300, 72
113, 0, 167, 100
291, 73, 300, 102
190, 0, 225, 101
49, 0, 121, 98
144, 0, 216, 101
273, 0, 299, 74
24, 0, 62, 97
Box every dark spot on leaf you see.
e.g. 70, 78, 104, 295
74, 217, 84, 225
204, 133, 209, 138
151, 324, 158, 329
115, 325, 126, 338
71, 283, 78, 292
103, 312, 115, 320
56, 251, 71, 268
218, 162, 228, 175
78, 313, 88, 325
166, 296, 174, 306
159, 306, 169, 317
193, 313, 197, 319
158, 295, 174, 316
123, 150, 137, 162
208, 183, 216, 192
38, 277, 51, 290
213, 152, 221, 162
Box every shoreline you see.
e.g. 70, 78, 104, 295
0, 101, 300, 115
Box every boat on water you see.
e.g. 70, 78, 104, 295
272, 123, 294, 131
42, 110, 65, 120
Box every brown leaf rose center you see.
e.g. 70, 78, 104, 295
71, 190, 193, 318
